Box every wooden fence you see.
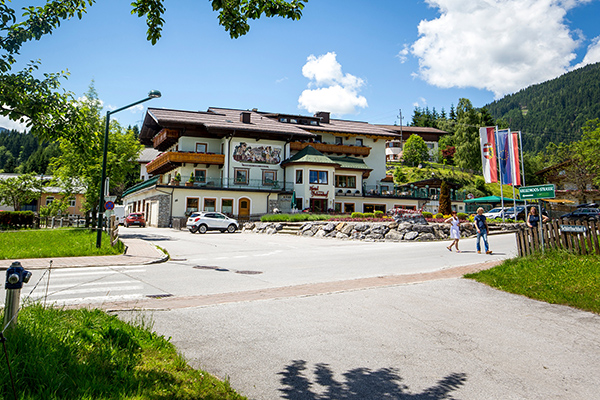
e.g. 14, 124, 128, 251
516, 219, 600, 256
109, 215, 119, 247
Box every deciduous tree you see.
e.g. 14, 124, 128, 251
402, 134, 429, 167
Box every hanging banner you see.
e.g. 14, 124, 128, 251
510, 131, 522, 186
495, 129, 513, 185
479, 127, 498, 183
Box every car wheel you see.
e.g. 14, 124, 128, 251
227, 224, 237, 233
198, 224, 208, 234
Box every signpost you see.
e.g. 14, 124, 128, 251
519, 184, 556, 253
519, 184, 556, 200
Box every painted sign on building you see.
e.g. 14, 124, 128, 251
233, 142, 282, 164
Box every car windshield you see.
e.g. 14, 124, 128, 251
487, 208, 502, 213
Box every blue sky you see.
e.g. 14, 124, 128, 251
3, 0, 600, 131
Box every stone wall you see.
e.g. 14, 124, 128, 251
242, 221, 520, 242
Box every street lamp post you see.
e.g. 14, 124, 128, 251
96, 90, 161, 248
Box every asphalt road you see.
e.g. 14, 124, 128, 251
114, 228, 600, 400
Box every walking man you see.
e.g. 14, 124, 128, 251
474, 207, 492, 254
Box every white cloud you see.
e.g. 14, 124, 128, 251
298, 52, 368, 115
572, 36, 600, 70
0, 114, 29, 132
396, 45, 410, 64
411, 0, 594, 98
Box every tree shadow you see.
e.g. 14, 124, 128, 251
279, 360, 467, 399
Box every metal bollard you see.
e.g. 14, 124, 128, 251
3, 262, 32, 331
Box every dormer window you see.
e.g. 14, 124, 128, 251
290, 118, 298, 124
279, 118, 288, 123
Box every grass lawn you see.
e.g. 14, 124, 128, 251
465, 250, 600, 314
0, 305, 246, 400
0, 228, 124, 259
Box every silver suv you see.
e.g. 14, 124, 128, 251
186, 212, 239, 234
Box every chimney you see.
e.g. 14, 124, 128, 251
240, 111, 251, 124
315, 111, 330, 124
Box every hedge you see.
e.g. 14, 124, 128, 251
0, 211, 35, 229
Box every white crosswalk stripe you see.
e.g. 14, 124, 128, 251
13, 265, 149, 307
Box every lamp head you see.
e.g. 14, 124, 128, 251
148, 90, 162, 99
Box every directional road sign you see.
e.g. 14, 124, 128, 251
519, 184, 556, 200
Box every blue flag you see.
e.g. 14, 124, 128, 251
495, 129, 512, 185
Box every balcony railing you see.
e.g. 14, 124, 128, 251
146, 152, 225, 175
167, 176, 293, 192
289, 141, 371, 157
360, 185, 467, 201
152, 129, 179, 151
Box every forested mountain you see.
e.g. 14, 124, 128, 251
485, 62, 600, 152
0, 129, 59, 174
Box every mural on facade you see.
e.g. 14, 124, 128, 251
233, 142, 282, 164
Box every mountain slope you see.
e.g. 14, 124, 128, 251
485, 62, 600, 152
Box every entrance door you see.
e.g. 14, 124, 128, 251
238, 198, 250, 221
310, 198, 327, 212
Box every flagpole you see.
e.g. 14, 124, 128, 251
518, 130, 527, 215
495, 126, 506, 222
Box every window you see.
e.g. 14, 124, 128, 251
234, 168, 249, 184
69, 198, 76, 207
309, 170, 328, 184
290, 118, 298, 124
186, 198, 199, 214
263, 170, 276, 186
45, 196, 54, 205
344, 203, 355, 213
356, 138, 363, 146
334, 202, 342, 213
335, 136, 343, 145
204, 198, 216, 211
222, 199, 233, 215
194, 169, 206, 183
279, 117, 288, 123
335, 175, 356, 188
364, 204, 386, 213
196, 143, 207, 153
295, 169, 303, 184
294, 197, 303, 210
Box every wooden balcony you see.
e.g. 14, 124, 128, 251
146, 152, 225, 175
290, 141, 371, 157
152, 129, 179, 151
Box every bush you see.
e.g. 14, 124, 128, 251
434, 212, 444, 219
351, 212, 364, 218
457, 212, 468, 220
374, 210, 384, 218
363, 212, 375, 218
422, 212, 433, 218
0, 211, 35, 229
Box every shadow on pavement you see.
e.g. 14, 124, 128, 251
279, 360, 467, 399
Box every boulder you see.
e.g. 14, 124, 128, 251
323, 222, 336, 232
336, 222, 346, 231
404, 231, 419, 241
314, 229, 327, 238
417, 232, 436, 241
385, 230, 404, 241
335, 232, 348, 239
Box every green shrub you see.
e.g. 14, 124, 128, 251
374, 210, 384, 218
434, 212, 444, 219
422, 212, 433, 218
351, 212, 364, 218
0, 211, 35, 229
362, 212, 375, 218
457, 212, 468, 220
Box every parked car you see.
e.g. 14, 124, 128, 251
559, 208, 600, 221
504, 206, 526, 221
125, 212, 146, 227
483, 207, 508, 219
186, 212, 239, 233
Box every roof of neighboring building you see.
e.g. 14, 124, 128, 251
281, 145, 339, 166
139, 147, 161, 163
305, 119, 401, 138
122, 176, 160, 197
328, 156, 372, 171
377, 125, 449, 135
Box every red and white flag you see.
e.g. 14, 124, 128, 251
509, 131, 522, 186
479, 127, 498, 183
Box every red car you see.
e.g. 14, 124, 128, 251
125, 212, 146, 227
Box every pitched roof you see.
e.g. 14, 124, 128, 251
328, 156, 371, 171
281, 145, 339, 166
122, 176, 159, 197
306, 119, 401, 138
377, 125, 448, 135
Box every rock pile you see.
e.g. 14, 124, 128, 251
243, 220, 521, 242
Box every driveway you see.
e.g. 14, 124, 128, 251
117, 229, 600, 399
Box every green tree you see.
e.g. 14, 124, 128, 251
453, 99, 495, 171
0, 173, 42, 210
50, 86, 143, 214
402, 134, 429, 166
1, 0, 307, 143
392, 166, 408, 185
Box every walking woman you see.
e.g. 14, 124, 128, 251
445, 210, 461, 252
